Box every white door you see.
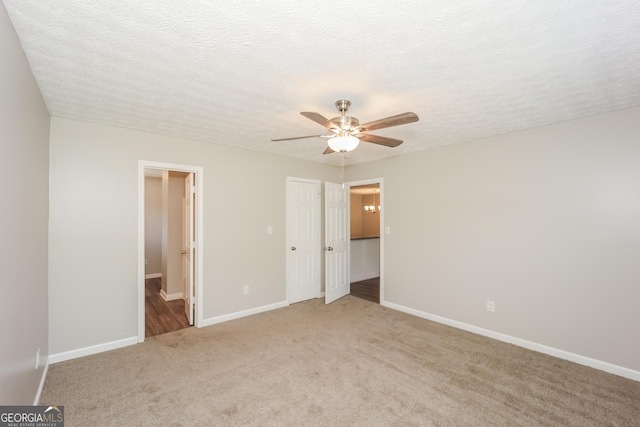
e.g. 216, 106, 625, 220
183, 173, 195, 325
287, 179, 321, 303
325, 182, 350, 304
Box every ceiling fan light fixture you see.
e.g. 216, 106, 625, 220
327, 134, 360, 152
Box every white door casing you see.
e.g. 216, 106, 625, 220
183, 173, 195, 325
138, 161, 203, 342
325, 182, 350, 304
286, 178, 321, 304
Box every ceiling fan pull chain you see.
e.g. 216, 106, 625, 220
341, 152, 345, 188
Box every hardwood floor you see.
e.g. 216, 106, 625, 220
145, 278, 191, 337
350, 277, 380, 304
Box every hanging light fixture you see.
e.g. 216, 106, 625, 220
327, 132, 360, 152
364, 192, 378, 213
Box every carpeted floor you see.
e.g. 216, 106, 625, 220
41, 296, 640, 426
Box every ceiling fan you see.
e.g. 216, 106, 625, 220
272, 100, 419, 154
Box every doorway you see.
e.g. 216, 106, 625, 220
348, 179, 383, 304
138, 161, 204, 342
285, 177, 384, 306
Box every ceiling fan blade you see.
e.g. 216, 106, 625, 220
271, 134, 325, 142
300, 112, 340, 132
323, 146, 335, 155
357, 133, 403, 147
355, 112, 419, 133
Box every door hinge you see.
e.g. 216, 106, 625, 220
191, 185, 196, 194
191, 241, 196, 249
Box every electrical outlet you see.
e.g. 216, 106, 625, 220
36, 348, 40, 369
267, 226, 273, 235
385, 226, 391, 234
487, 300, 495, 312
243, 285, 249, 295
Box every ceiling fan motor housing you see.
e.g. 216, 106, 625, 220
330, 115, 359, 132
331, 100, 358, 132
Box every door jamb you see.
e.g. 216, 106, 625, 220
346, 177, 384, 303
138, 160, 204, 342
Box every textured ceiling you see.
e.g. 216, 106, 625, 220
4, 0, 640, 165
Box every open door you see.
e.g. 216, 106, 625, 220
183, 173, 195, 325
325, 182, 349, 304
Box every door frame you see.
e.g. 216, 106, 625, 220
137, 160, 204, 342
347, 177, 384, 303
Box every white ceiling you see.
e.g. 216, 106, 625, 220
5, 1, 640, 165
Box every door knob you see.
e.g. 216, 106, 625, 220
328, 246, 333, 251
291, 246, 297, 251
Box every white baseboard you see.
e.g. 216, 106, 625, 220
33, 356, 50, 405
381, 300, 640, 383
318, 292, 325, 298
201, 300, 289, 327
160, 289, 183, 301
47, 302, 287, 366
351, 273, 379, 283
49, 336, 138, 365
145, 273, 162, 279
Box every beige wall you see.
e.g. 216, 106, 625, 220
0, 4, 50, 404
348, 106, 640, 372
48, 117, 336, 355
350, 191, 380, 238
350, 193, 363, 237
144, 176, 162, 275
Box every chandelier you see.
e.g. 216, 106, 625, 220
364, 192, 380, 213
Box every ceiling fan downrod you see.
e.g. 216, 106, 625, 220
331, 100, 359, 131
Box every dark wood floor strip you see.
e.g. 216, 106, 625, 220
350, 277, 380, 304
145, 278, 191, 337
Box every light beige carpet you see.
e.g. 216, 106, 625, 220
41, 296, 640, 426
